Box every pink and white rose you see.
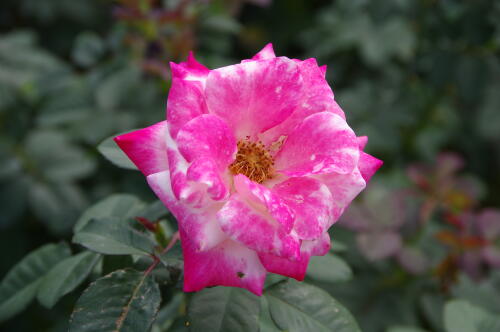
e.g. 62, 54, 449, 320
115, 44, 382, 295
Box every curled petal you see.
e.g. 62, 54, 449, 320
147, 171, 226, 252
167, 64, 208, 138
357, 136, 368, 150
186, 159, 229, 201
114, 121, 168, 176
314, 168, 366, 224
275, 112, 359, 177
358, 152, 383, 183
302, 232, 331, 256
234, 174, 294, 233
217, 194, 300, 259
181, 230, 267, 296
250, 43, 276, 61
258, 252, 309, 281
176, 114, 237, 168
260, 58, 344, 145
166, 126, 207, 207
205, 57, 303, 139
258, 233, 331, 280
272, 177, 333, 240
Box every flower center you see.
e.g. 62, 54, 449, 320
229, 139, 274, 183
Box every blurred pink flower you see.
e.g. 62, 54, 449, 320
115, 44, 382, 295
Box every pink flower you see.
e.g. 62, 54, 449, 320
114, 44, 382, 295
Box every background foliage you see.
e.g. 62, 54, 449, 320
1, 0, 500, 331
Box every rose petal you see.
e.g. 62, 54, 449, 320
358, 152, 383, 183
272, 177, 333, 240
114, 121, 168, 176
260, 59, 345, 145
167, 63, 208, 138
251, 43, 276, 61
176, 114, 237, 168
258, 252, 309, 281
234, 174, 294, 233
302, 232, 331, 256
357, 136, 368, 150
205, 57, 303, 139
181, 230, 267, 296
314, 168, 366, 224
166, 125, 207, 207
275, 112, 359, 177
147, 170, 226, 251
217, 194, 300, 259
258, 233, 331, 280
186, 159, 229, 201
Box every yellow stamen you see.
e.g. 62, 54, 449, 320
229, 139, 274, 183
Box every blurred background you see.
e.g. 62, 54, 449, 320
1, 0, 499, 331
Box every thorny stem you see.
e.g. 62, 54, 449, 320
144, 231, 180, 276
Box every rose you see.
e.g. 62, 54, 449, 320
115, 44, 382, 295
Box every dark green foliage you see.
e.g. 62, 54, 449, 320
1, 0, 500, 331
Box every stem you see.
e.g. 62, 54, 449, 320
144, 231, 180, 276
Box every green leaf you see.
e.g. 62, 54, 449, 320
25, 130, 96, 182
69, 269, 161, 332
73, 217, 156, 256
444, 299, 497, 332
387, 327, 429, 332
188, 286, 260, 332
74, 194, 145, 232
0, 242, 71, 322
307, 253, 353, 283
102, 255, 135, 276
37, 251, 100, 308
72, 32, 105, 67
97, 134, 138, 171
259, 296, 282, 332
266, 280, 360, 332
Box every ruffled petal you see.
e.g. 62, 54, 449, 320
357, 136, 368, 150
258, 233, 331, 280
165, 125, 205, 207
205, 57, 303, 139
146, 171, 226, 251
272, 177, 333, 240
258, 252, 309, 281
275, 112, 359, 177
217, 194, 300, 259
260, 58, 344, 145
234, 174, 294, 233
358, 152, 383, 183
167, 62, 208, 138
114, 121, 168, 176
302, 232, 331, 256
186, 159, 229, 201
181, 230, 267, 296
251, 43, 276, 61
176, 114, 237, 168
314, 168, 366, 224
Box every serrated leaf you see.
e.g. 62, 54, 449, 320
69, 269, 161, 332
0, 242, 71, 322
74, 194, 145, 233
97, 134, 138, 171
266, 280, 360, 332
73, 217, 156, 256
188, 287, 260, 332
37, 251, 100, 308
307, 253, 353, 283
